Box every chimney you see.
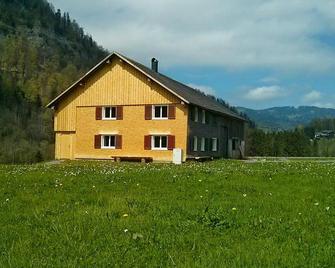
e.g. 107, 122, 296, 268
151, 58, 158, 72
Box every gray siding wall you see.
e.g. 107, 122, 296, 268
187, 105, 246, 159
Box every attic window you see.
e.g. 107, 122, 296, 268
153, 105, 168, 119
103, 107, 116, 120
201, 109, 206, 124
194, 107, 199, 122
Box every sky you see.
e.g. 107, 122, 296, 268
49, 0, 335, 109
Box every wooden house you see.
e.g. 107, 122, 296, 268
47, 52, 246, 162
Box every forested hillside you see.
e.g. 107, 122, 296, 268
0, 0, 108, 163
238, 106, 335, 131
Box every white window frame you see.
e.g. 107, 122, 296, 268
194, 107, 199, 122
200, 137, 205, 152
212, 138, 218, 152
193, 136, 198, 152
102, 106, 117, 120
202, 109, 206, 124
152, 105, 168, 120
101, 135, 116, 149
151, 135, 168, 150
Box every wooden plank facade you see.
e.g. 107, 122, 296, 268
48, 52, 246, 162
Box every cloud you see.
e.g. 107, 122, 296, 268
259, 77, 279, 84
303, 90, 321, 102
49, 0, 335, 73
302, 90, 335, 108
311, 102, 335, 108
187, 83, 216, 96
245, 86, 284, 101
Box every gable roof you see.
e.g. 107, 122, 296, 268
47, 52, 246, 121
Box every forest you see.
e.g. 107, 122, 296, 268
246, 118, 335, 157
0, 0, 108, 163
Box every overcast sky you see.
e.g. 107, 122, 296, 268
49, 0, 335, 109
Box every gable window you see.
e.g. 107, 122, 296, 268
153, 105, 168, 119
202, 109, 206, 124
200, 137, 205, 152
152, 135, 168, 150
193, 136, 198, 151
212, 138, 218, 152
101, 135, 116, 149
103, 107, 116, 120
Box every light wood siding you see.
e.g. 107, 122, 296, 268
55, 60, 179, 132
75, 105, 188, 161
55, 132, 75, 159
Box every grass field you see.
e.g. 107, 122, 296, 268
0, 160, 334, 267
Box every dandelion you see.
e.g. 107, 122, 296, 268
124, 229, 128, 233
232, 207, 237, 211
314, 202, 319, 206
200, 195, 203, 198
136, 183, 140, 186
205, 189, 209, 192
198, 179, 202, 182
123, 213, 129, 217
5, 198, 9, 202
92, 185, 96, 188
243, 193, 247, 197
326, 206, 330, 211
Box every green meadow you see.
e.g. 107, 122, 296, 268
0, 160, 334, 267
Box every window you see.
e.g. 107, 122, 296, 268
152, 135, 168, 150
200, 137, 205, 152
194, 107, 199, 122
103, 107, 116, 120
193, 136, 198, 151
153, 105, 168, 119
212, 115, 217, 126
232, 138, 240, 150
202, 109, 206, 124
212, 138, 218, 152
101, 135, 116, 149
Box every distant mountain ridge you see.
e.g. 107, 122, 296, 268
237, 106, 335, 130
